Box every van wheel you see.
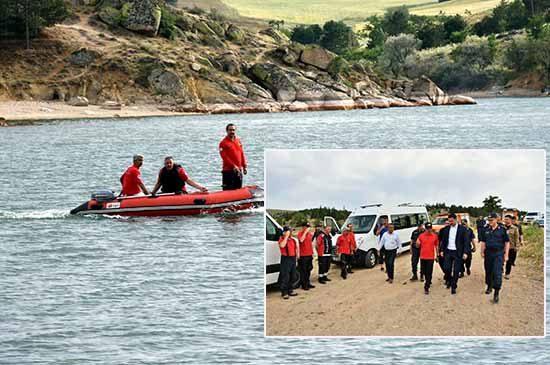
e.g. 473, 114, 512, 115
292, 270, 301, 289
365, 249, 378, 268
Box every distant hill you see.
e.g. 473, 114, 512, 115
219, 0, 502, 24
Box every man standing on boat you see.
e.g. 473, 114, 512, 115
219, 123, 247, 190
150, 156, 208, 196
120, 154, 149, 196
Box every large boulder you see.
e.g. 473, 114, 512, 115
122, 0, 162, 36
68, 48, 100, 67
249, 63, 350, 103
225, 24, 245, 43
259, 28, 289, 43
410, 76, 449, 105
299, 45, 336, 71
217, 52, 241, 76
68, 96, 89, 106
147, 68, 183, 95
98, 6, 121, 27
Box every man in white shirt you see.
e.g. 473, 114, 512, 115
379, 224, 401, 283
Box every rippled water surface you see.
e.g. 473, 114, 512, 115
1, 98, 549, 363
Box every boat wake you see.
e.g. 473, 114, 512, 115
0, 209, 72, 220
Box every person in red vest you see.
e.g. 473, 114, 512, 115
297, 222, 315, 290
416, 222, 439, 295
316, 226, 333, 284
120, 154, 149, 196
278, 226, 299, 299
337, 228, 353, 279
219, 123, 247, 190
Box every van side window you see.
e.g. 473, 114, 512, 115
418, 213, 428, 224
266, 217, 281, 241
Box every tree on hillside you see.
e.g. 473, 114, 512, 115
522, 0, 550, 15
415, 18, 446, 49
532, 26, 550, 85
451, 36, 495, 70
269, 19, 285, 30
378, 33, 421, 77
291, 24, 323, 45
320, 20, 357, 54
382, 6, 411, 36
0, 0, 68, 48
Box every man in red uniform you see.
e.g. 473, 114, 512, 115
297, 222, 315, 290
219, 123, 247, 190
316, 226, 333, 284
417, 222, 439, 295
278, 226, 299, 299
120, 154, 149, 196
151, 156, 208, 195
337, 228, 353, 279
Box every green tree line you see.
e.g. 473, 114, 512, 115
0, 0, 69, 48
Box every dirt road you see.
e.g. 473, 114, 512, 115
265, 249, 544, 336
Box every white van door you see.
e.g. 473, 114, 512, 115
323, 216, 341, 234
265, 214, 283, 285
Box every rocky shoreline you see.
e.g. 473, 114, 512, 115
0, 3, 478, 126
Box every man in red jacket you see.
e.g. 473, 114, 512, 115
278, 226, 299, 299
219, 123, 247, 190
337, 228, 353, 279
417, 223, 439, 295
120, 154, 149, 196
297, 222, 315, 290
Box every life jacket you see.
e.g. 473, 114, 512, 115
317, 233, 332, 256
159, 164, 186, 193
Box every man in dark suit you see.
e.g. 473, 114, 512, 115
438, 213, 471, 294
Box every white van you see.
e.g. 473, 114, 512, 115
324, 204, 430, 268
523, 211, 542, 224
265, 213, 300, 287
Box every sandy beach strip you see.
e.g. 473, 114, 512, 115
0, 101, 193, 124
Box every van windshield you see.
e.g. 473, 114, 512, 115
433, 217, 448, 225
343, 215, 376, 234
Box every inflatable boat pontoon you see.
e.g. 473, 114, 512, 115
70, 186, 263, 217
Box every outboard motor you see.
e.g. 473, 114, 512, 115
91, 190, 116, 202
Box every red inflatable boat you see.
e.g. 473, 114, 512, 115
70, 186, 263, 217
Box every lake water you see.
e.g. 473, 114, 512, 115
1, 97, 549, 363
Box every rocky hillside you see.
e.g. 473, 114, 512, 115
0, 0, 474, 114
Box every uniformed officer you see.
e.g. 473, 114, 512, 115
504, 215, 521, 280
410, 223, 425, 281
512, 216, 524, 246
278, 226, 299, 300
480, 213, 510, 303
316, 226, 333, 284
460, 219, 476, 277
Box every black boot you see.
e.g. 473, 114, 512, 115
485, 286, 492, 294
318, 277, 326, 284
410, 274, 418, 281
493, 289, 500, 303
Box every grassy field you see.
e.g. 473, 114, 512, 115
519, 224, 545, 269
220, 0, 501, 24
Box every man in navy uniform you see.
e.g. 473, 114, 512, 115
460, 219, 476, 277
438, 213, 471, 295
480, 213, 510, 303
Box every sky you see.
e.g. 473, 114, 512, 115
266, 149, 546, 213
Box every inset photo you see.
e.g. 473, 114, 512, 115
265, 149, 545, 337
